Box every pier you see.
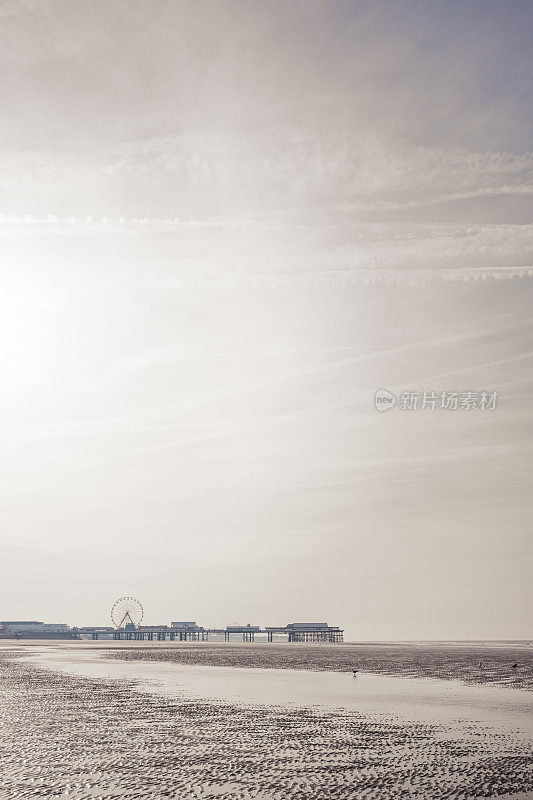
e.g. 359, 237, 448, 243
80, 622, 344, 643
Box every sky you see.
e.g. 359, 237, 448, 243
0, 1, 532, 640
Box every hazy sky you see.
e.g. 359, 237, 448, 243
0, 1, 532, 639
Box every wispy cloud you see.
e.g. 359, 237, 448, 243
2, 216, 532, 285
1, 130, 531, 220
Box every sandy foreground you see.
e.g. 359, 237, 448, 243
0, 643, 532, 800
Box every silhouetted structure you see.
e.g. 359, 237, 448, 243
81, 619, 344, 642
266, 622, 344, 643
0, 621, 77, 639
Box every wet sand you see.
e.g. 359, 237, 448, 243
103, 641, 533, 690
1, 643, 532, 799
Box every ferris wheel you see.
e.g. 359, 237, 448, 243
111, 596, 144, 629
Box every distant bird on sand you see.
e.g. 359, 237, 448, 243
352, 669, 358, 675
512, 663, 518, 669
478, 662, 482, 668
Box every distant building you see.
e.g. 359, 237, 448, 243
171, 621, 204, 631
287, 622, 328, 630
225, 624, 260, 633
80, 626, 114, 633
42, 624, 70, 633
266, 622, 344, 643
0, 621, 73, 638
138, 625, 172, 632
0, 621, 44, 634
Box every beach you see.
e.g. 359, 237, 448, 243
104, 641, 533, 690
1, 642, 531, 800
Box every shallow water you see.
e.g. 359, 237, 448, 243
20, 645, 533, 739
